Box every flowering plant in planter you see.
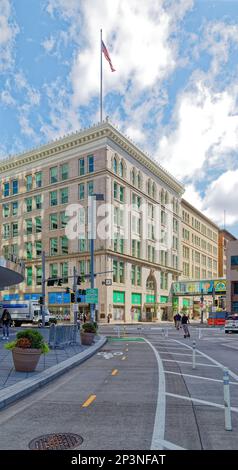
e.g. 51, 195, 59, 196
80, 322, 97, 345
5, 329, 49, 371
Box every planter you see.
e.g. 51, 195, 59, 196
12, 347, 42, 372
80, 332, 95, 346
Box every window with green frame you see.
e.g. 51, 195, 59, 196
35, 240, 42, 257
25, 242, 32, 260
25, 219, 32, 235
12, 179, 18, 195
3, 224, 10, 239
26, 266, 32, 286
119, 186, 124, 202
25, 197, 32, 212
87, 155, 94, 173
35, 216, 42, 233
26, 175, 33, 191
12, 222, 18, 237
50, 191, 58, 206
12, 201, 18, 216
61, 262, 68, 282
113, 182, 118, 199
87, 181, 94, 196
50, 166, 58, 184
50, 213, 58, 230
34, 194, 42, 210
131, 265, 135, 285
78, 183, 85, 200
60, 187, 68, 204
113, 260, 118, 282
79, 238, 87, 252
79, 158, 85, 176
35, 172, 42, 188
50, 263, 58, 278
50, 238, 58, 255
79, 260, 86, 275
60, 212, 68, 228
61, 236, 68, 254
3, 204, 9, 218
36, 266, 42, 285
137, 266, 141, 286
61, 163, 69, 180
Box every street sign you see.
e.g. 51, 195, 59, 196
104, 279, 112, 286
86, 288, 98, 304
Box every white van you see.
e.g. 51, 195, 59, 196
0, 300, 51, 327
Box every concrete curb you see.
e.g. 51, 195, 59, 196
0, 335, 107, 411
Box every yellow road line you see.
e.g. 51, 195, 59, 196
111, 369, 119, 376
82, 394, 96, 407
121, 356, 127, 360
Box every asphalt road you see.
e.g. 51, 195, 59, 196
0, 323, 238, 450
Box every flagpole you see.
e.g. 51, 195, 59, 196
100, 28, 103, 122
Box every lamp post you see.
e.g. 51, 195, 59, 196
200, 288, 204, 324
88, 193, 104, 323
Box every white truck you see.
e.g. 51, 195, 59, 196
0, 300, 51, 327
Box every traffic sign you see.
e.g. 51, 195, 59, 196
104, 279, 112, 286
86, 288, 98, 304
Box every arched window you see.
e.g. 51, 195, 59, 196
152, 182, 156, 199
119, 161, 123, 178
165, 191, 169, 204
147, 179, 151, 196
113, 157, 118, 174
131, 168, 136, 185
138, 172, 141, 189
160, 189, 165, 205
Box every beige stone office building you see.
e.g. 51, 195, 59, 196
226, 240, 238, 314
181, 199, 219, 281
218, 229, 236, 278
0, 120, 184, 323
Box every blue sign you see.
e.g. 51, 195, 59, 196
24, 293, 41, 300
3, 294, 20, 301
48, 292, 70, 304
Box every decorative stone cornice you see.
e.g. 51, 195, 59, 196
0, 120, 184, 195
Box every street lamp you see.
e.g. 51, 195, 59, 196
88, 193, 104, 323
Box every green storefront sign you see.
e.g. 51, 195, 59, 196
131, 293, 142, 305
113, 291, 125, 303
160, 296, 168, 304
146, 294, 155, 303
85, 288, 98, 304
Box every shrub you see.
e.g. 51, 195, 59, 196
81, 322, 97, 334
5, 329, 50, 354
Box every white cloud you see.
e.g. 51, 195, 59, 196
41, 36, 56, 53
158, 81, 238, 180
203, 170, 238, 226
183, 184, 203, 212
19, 115, 36, 137
0, 89, 15, 106
0, 0, 19, 71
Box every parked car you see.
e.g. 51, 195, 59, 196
225, 314, 238, 333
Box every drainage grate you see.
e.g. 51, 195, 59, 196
29, 433, 83, 450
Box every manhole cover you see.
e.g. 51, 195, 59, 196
29, 433, 83, 450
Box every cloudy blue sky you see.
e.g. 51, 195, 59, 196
1, 0, 238, 234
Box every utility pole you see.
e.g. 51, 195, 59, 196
41, 251, 46, 327
200, 288, 204, 324
73, 266, 78, 325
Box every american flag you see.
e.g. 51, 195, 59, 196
101, 40, 116, 72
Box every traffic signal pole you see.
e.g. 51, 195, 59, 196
73, 266, 78, 325
41, 250, 46, 327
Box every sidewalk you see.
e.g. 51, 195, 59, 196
0, 327, 106, 409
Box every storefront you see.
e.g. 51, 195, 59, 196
48, 291, 71, 321
144, 294, 156, 321
160, 296, 169, 320
131, 293, 142, 321
113, 291, 125, 322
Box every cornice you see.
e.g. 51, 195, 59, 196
0, 120, 184, 196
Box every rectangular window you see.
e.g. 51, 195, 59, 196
61, 262, 68, 283
50, 191, 58, 206
50, 238, 58, 256
26, 175, 33, 191
25, 242, 32, 260
113, 260, 118, 282
36, 266, 42, 285
119, 261, 124, 283
87, 181, 94, 196
26, 267, 32, 286
114, 182, 118, 199
35, 216, 42, 233
87, 155, 94, 173
137, 267, 141, 286
50, 263, 58, 278
35, 241, 42, 257
50, 214, 58, 230
60, 212, 68, 229
3, 204, 9, 218
26, 219, 33, 235
12, 222, 18, 237
79, 158, 85, 176
35, 172, 42, 188
131, 265, 135, 285
3, 182, 10, 197
35, 194, 42, 210
12, 244, 18, 256
3, 224, 10, 239
60, 187, 68, 204
61, 236, 68, 254
50, 166, 58, 184
12, 201, 18, 216
79, 183, 85, 200
25, 197, 32, 212
61, 163, 69, 181
12, 179, 18, 195
119, 186, 124, 202
79, 238, 87, 252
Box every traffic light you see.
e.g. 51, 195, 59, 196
39, 296, 43, 305
65, 287, 70, 294
77, 276, 82, 285
71, 293, 75, 303
47, 278, 55, 286
57, 278, 63, 286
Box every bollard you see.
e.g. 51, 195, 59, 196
192, 341, 196, 369
166, 328, 169, 337
198, 329, 202, 340
117, 326, 120, 338
223, 368, 232, 431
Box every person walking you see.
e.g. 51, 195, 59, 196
175, 313, 181, 330
181, 313, 190, 338
1, 309, 12, 340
